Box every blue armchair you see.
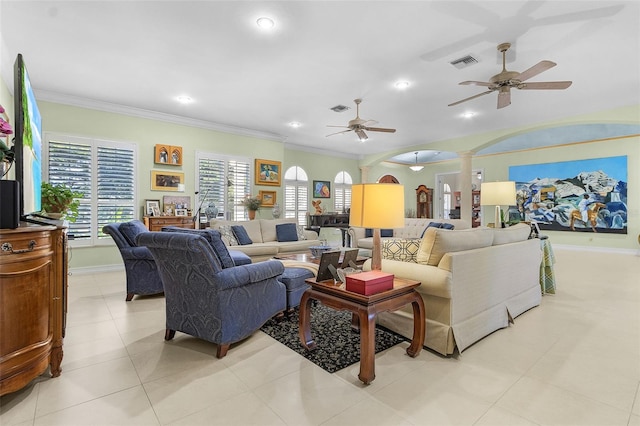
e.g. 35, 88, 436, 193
102, 220, 164, 301
160, 226, 252, 266
136, 231, 286, 358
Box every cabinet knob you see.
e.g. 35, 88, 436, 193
1, 240, 37, 254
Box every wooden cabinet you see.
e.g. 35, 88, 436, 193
454, 191, 481, 227
415, 185, 433, 219
0, 223, 68, 396
143, 216, 196, 232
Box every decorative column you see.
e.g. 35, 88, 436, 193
459, 151, 473, 226
359, 166, 370, 183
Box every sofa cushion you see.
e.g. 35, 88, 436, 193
259, 218, 296, 242
232, 225, 253, 245
382, 239, 420, 263
492, 223, 531, 245
219, 225, 238, 246
417, 227, 494, 266
276, 223, 298, 242
119, 220, 148, 246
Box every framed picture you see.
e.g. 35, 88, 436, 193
164, 203, 176, 215
259, 190, 276, 207
145, 199, 161, 216
255, 159, 281, 186
313, 180, 331, 198
163, 195, 191, 210
151, 170, 184, 191
155, 144, 183, 166
175, 208, 188, 216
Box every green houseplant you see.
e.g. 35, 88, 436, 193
41, 182, 83, 222
242, 195, 261, 220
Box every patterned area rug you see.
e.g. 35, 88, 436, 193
260, 303, 407, 373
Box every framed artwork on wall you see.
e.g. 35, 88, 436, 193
151, 170, 184, 191
259, 190, 276, 207
163, 195, 191, 210
154, 144, 183, 165
313, 180, 331, 198
255, 159, 281, 186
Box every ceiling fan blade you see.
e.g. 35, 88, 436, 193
327, 125, 350, 128
459, 80, 494, 87
519, 81, 573, 90
326, 129, 353, 137
515, 60, 556, 82
448, 90, 493, 107
364, 127, 396, 133
497, 87, 511, 109
355, 129, 368, 140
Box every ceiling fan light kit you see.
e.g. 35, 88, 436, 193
448, 42, 572, 109
326, 98, 396, 141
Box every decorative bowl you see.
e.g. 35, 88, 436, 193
309, 245, 332, 259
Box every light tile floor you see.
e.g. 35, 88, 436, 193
1, 249, 639, 426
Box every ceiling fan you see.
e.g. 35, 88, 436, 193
326, 98, 396, 141
448, 42, 572, 109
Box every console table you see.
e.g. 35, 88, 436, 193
0, 223, 68, 396
143, 216, 196, 232
308, 213, 349, 228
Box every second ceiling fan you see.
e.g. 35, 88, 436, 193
326, 98, 396, 141
449, 42, 572, 109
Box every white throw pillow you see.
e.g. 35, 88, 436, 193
492, 223, 531, 245
417, 227, 494, 266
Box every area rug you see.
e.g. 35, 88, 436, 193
260, 303, 407, 373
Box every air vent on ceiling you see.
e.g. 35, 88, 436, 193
330, 104, 350, 113
450, 55, 478, 69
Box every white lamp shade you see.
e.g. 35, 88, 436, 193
350, 183, 405, 229
480, 181, 516, 206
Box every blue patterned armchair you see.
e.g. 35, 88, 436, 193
102, 220, 164, 301
136, 231, 286, 358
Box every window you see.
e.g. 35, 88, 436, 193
333, 171, 352, 212
284, 166, 308, 225
44, 134, 137, 246
196, 152, 251, 221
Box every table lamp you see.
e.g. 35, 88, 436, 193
349, 183, 405, 270
480, 181, 516, 228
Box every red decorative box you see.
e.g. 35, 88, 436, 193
345, 271, 394, 295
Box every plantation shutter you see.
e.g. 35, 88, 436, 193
96, 145, 135, 236
196, 153, 251, 221
198, 157, 226, 218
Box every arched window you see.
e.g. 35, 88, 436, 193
333, 171, 353, 213
284, 166, 309, 225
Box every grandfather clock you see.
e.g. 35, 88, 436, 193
415, 185, 433, 218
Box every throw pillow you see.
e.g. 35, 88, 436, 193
417, 227, 494, 266
365, 228, 394, 238
296, 224, 307, 240
231, 225, 253, 245
492, 223, 530, 245
276, 223, 299, 242
441, 223, 455, 230
382, 239, 420, 263
218, 225, 238, 246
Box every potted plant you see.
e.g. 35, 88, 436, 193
0, 105, 14, 177
242, 195, 261, 220
41, 182, 83, 222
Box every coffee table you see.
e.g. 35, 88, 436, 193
298, 277, 424, 385
273, 252, 368, 266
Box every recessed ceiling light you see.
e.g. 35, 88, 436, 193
462, 111, 475, 118
176, 95, 192, 104
288, 121, 301, 128
394, 80, 410, 90
256, 17, 275, 29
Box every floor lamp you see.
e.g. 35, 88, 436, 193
349, 183, 405, 271
480, 181, 516, 228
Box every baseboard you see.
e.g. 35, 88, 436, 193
553, 244, 637, 256
69, 264, 124, 275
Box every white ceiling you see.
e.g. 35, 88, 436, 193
1, 1, 638, 163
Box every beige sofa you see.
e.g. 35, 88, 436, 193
362, 223, 541, 355
348, 218, 471, 250
209, 218, 320, 262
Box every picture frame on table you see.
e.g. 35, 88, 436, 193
255, 159, 281, 186
175, 208, 188, 217
151, 170, 184, 191
145, 199, 161, 216
259, 190, 276, 207
313, 180, 331, 198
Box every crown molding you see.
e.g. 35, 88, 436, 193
36, 90, 285, 142
282, 141, 363, 160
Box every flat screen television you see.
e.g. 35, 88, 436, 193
13, 53, 42, 218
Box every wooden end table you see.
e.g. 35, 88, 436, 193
298, 277, 425, 385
